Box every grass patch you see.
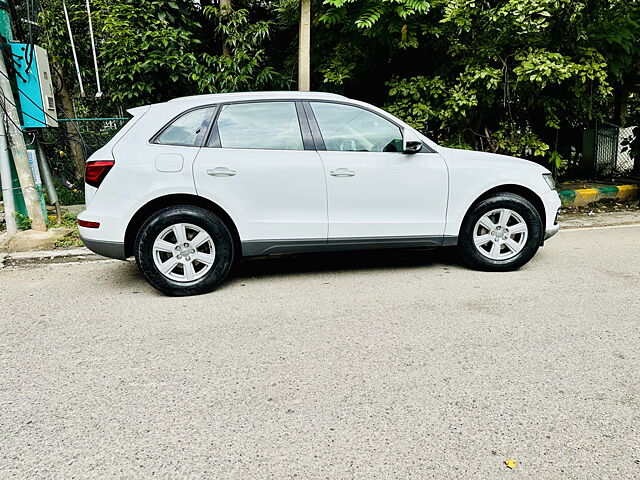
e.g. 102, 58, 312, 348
51, 212, 84, 249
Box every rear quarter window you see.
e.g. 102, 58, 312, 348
154, 107, 215, 147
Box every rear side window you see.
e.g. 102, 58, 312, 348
212, 102, 303, 150
155, 107, 215, 146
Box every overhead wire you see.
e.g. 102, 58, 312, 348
23, 0, 36, 74
0, 67, 88, 188
0, 86, 32, 140
0, 58, 90, 159
2, 0, 100, 189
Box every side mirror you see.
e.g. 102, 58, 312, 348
402, 129, 423, 154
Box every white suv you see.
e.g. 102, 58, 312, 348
79, 91, 560, 296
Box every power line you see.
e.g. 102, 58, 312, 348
0, 82, 55, 131
0, 60, 90, 157
0, 64, 60, 124
0, 86, 32, 138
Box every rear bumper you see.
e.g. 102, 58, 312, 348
80, 234, 126, 260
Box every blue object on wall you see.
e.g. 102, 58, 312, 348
9, 43, 58, 129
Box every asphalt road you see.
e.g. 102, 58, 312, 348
1, 225, 639, 479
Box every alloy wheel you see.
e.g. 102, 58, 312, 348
473, 208, 529, 261
152, 223, 216, 282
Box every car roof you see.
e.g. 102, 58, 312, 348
168, 91, 347, 105
128, 91, 352, 119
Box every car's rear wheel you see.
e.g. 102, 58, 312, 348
458, 193, 543, 271
134, 205, 234, 296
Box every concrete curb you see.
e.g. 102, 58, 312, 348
558, 184, 638, 207
0, 247, 104, 268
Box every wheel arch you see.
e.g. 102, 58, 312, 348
462, 184, 546, 231
124, 194, 241, 258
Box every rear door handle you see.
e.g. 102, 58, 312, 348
207, 167, 236, 177
330, 168, 356, 177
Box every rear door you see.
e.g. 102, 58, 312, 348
193, 101, 327, 255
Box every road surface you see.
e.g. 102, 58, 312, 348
1, 225, 639, 478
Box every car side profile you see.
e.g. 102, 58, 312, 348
78, 91, 561, 296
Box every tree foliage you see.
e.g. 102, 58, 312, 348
193, 6, 288, 94
30, 0, 640, 173
94, 0, 203, 104
36, 0, 293, 111
319, 0, 639, 169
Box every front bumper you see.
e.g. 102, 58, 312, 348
541, 188, 561, 243
544, 223, 560, 240
80, 234, 127, 260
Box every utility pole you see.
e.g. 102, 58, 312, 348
0, 109, 17, 235
36, 135, 61, 223
298, 0, 311, 91
0, 49, 47, 231
220, 0, 231, 57
0, 0, 17, 234
1, 0, 47, 231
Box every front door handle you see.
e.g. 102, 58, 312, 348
330, 168, 356, 177
207, 167, 236, 177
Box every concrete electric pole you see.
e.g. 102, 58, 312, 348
0, 106, 17, 235
0, 1, 47, 232
0, 54, 47, 231
298, 0, 311, 91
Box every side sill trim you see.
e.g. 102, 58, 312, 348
80, 235, 127, 260
242, 238, 327, 256
242, 235, 458, 257
441, 236, 459, 247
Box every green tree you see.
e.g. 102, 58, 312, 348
93, 0, 205, 106
318, 0, 635, 173
193, 5, 287, 94
28, 0, 640, 178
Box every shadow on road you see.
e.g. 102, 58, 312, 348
232, 246, 463, 280
106, 246, 464, 295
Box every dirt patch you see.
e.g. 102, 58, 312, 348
559, 200, 640, 228
560, 199, 640, 216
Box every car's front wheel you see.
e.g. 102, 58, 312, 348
458, 193, 543, 271
134, 206, 234, 296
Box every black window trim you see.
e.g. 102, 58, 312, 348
205, 105, 223, 148
150, 104, 218, 148
203, 99, 314, 151
149, 97, 436, 153
303, 99, 436, 154
302, 101, 326, 150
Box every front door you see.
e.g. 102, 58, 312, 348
306, 101, 448, 242
193, 101, 327, 255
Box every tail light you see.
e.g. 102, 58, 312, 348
78, 219, 100, 228
85, 160, 115, 188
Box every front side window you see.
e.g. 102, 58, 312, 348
213, 102, 303, 150
155, 107, 214, 146
310, 102, 402, 153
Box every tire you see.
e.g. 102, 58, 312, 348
458, 193, 543, 271
134, 205, 234, 296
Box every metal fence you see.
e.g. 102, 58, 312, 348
36, 117, 128, 203
582, 122, 638, 178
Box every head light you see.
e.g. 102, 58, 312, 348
543, 173, 556, 190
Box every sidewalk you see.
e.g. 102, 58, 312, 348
0, 247, 101, 268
